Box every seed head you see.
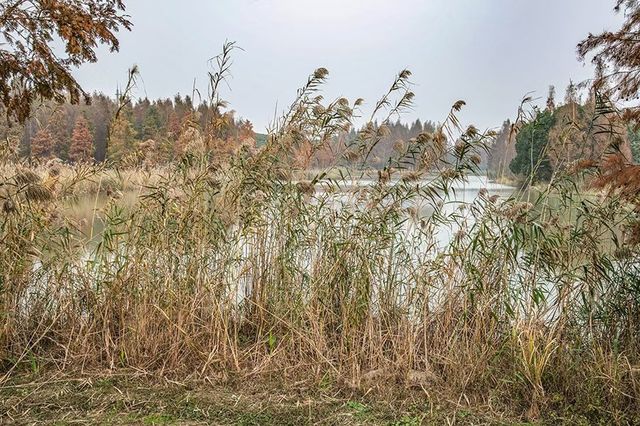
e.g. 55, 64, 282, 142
2, 199, 16, 214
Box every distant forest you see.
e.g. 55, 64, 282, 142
3, 82, 639, 178
0, 92, 439, 169
0, 94, 255, 165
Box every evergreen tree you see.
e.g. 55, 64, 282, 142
132, 98, 151, 138
546, 86, 556, 111
108, 114, 137, 161
410, 119, 423, 136
564, 80, 579, 105
49, 107, 70, 160
628, 126, 640, 163
69, 116, 94, 163
142, 105, 163, 140
510, 110, 556, 182
89, 93, 113, 162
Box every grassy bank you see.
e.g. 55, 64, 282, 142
0, 373, 603, 425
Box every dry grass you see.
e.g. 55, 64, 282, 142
1, 69, 640, 424
0, 372, 592, 425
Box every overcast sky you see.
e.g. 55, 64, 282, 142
75, 0, 622, 133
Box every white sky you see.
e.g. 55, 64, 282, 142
76, 0, 623, 133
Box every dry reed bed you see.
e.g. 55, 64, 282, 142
1, 71, 639, 423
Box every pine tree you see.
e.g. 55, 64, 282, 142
30, 129, 54, 159
564, 80, 579, 105
410, 119, 423, 136
142, 105, 162, 140
69, 116, 94, 163
546, 86, 556, 111
510, 110, 556, 182
132, 98, 151, 138
90, 93, 113, 162
238, 119, 255, 143
49, 107, 70, 160
108, 115, 137, 161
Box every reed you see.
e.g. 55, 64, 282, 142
1, 69, 639, 423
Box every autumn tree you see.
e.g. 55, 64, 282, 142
0, 0, 131, 123
30, 129, 54, 159
577, 0, 640, 246
175, 113, 206, 157
578, 1, 640, 118
0, 104, 23, 156
107, 114, 136, 161
238, 119, 255, 143
69, 116, 94, 162
545, 100, 632, 171
167, 111, 182, 140
48, 107, 71, 160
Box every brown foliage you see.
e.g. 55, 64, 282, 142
592, 153, 640, 244
69, 116, 93, 162
579, 1, 640, 245
578, 1, 640, 117
548, 101, 633, 171
30, 128, 54, 159
0, 0, 131, 123
238, 119, 255, 143
593, 153, 640, 201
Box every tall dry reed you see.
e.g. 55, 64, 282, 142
1, 66, 639, 423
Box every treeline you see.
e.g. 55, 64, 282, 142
0, 94, 256, 164
1, 95, 445, 169
358, 119, 438, 169
305, 119, 438, 169
11, 83, 638, 177
486, 83, 640, 182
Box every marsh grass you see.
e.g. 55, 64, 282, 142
1, 67, 640, 423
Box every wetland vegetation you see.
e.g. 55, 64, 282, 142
2, 1, 640, 424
